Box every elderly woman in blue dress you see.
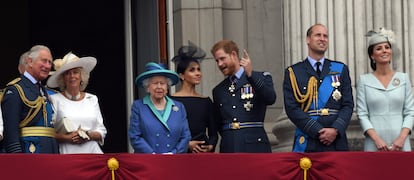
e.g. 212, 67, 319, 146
357, 28, 414, 152
128, 62, 191, 154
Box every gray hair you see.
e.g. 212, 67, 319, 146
142, 76, 173, 93
28, 45, 51, 62
19, 51, 29, 66
18, 51, 30, 74
56, 67, 90, 92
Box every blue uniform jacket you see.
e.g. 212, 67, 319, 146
128, 95, 191, 154
283, 59, 354, 152
213, 71, 276, 153
1, 75, 58, 153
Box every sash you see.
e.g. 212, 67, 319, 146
292, 62, 344, 152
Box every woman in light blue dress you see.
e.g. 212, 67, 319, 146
357, 28, 414, 151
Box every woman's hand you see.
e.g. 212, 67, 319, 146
189, 140, 213, 153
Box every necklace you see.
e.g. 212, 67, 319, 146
65, 90, 81, 101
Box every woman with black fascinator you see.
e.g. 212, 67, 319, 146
170, 43, 218, 153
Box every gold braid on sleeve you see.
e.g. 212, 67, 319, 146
288, 67, 318, 112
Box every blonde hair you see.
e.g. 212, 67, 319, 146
56, 67, 90, 91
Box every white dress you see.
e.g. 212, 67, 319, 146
357, 72, 414, 151
50, 92, 107, 154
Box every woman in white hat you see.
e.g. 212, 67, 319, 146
128, 62, 191, 154
357, 28, 414, 152
47, 52, 107, 154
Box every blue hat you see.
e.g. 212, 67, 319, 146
135, 62, 179, 87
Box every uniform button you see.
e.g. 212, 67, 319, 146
220, 104, 223, 107
167, 134, 170, 137
156, 133, 160, 137
232, 106, 236, 109
258, 138, 262, 142
319, 80, 323, 83
166, 144, 170, 147
156, 144, 159, 147
232, 94, 235, 97
233, 118, 237, 121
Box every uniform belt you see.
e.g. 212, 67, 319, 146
307, 108, 339, 116
21, 127, 55, 137
222, 122, 264, 130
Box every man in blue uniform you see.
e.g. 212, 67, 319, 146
2, 45, 58, 153
283, 24, 354, 152
211, 40, 276, 153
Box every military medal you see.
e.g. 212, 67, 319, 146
331, 75, 342, 101
331, 75, 341, 88
248, 85, 254, 98
242, 84, 254, 99
243, 101, 253, 111
241, 87, 246, 99
228, 83, 235, 93
332, 89, 342, 101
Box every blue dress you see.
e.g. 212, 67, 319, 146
128, 95, 191, 154
357, 72, 414, 151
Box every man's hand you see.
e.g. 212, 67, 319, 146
240, 49, 253, 77
319, 128, 338, 146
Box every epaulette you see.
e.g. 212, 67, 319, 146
263, 72, 272, 76
6, 77, 21, 86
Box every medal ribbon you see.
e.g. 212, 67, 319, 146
312, 62, 344, 110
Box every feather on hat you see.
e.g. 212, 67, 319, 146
366, 27, 395, 46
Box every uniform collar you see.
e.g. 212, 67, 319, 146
307, 56, 325, 70
23, 71, 40, 84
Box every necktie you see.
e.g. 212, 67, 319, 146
230, 75, 237, 84
37, 82, 45, 97
316, 62, 321, 77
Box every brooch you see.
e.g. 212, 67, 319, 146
392, 78, 400, 86
172, 106, 179, 112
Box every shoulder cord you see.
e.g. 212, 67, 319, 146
13, 84, 47, 128
288, 67, 318, 112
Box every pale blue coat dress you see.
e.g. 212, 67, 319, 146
357, 72, 414, 151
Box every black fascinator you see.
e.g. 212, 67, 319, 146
172, 41, 206, 75
172, 41, 206, 64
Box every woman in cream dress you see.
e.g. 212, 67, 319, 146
47, 52, 107, 154
357, 28, 414, 151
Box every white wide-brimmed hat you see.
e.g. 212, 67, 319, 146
47, 52, 97, 88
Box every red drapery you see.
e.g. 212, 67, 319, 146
0, 152, 412, 180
